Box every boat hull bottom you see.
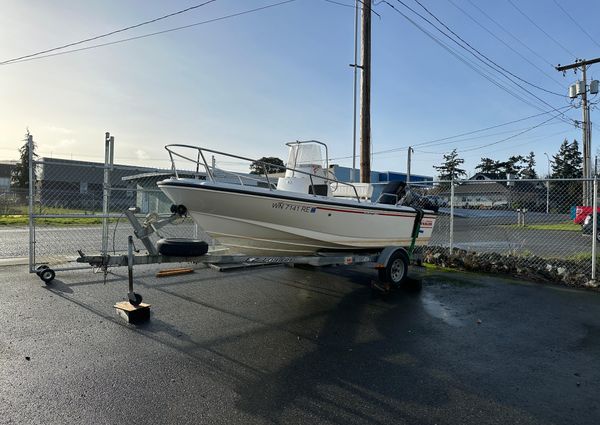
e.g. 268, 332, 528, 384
193, 212, 430, 256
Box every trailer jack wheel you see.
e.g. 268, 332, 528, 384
39, 268, 56, 284
128, 292, 143, 306
36, 264, 49, 277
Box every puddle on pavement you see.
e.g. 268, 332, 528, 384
421, 291, 463, 327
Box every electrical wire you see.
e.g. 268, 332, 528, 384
458, 112, 566, 153
0, 1, 218, 65
381, 1, 573, 122
2, 1, 298, 65
552, 0, 600, 50
506, 0, 576, 59
322, 0, 381, 17
446, 0, 566, 89
329, 105, 575, 161
407, 0, 566, 98
465, 0, 555, 69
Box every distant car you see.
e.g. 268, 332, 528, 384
425, 195, 448, 208
581, 214, 600, 240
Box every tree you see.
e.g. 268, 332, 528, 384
11, 131, 37, 189
505, 155, 524, 178
551, 139, 582, 178
249, 156, 285, 175
551, 139, 583, 211
474, 157, 498, 176
433, 149, 466, 181
520, 151, 537, 179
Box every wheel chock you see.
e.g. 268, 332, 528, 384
114, 301, 151, 324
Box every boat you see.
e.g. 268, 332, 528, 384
157, 141, 437, 256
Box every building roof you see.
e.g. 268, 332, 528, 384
0, 162, 14, 179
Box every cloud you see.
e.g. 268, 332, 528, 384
45, 126, 74, 135
136, 149, 149, 160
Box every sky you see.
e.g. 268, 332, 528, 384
1, 0, 599, 178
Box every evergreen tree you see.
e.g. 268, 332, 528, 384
11, 132, 37, 189
474, 157, 497, 176
505, 155, 525, 178
551, 139, 582, 178
551, 139, 583, 211
434, 149, 466, 181
249, 156, 285, 175
520, 151, 537, 179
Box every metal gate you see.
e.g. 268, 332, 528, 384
27, 132, 202, 276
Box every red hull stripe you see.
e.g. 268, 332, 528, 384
316, 206, 417, 217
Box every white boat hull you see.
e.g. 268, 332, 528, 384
158, 179, 436, 255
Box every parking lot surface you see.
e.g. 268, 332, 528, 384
1, 263, 599, 424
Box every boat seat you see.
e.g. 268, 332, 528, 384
375, 181, 406, 205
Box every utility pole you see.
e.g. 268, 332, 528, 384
350, 0, 359, 183
556, 58, 600, 205
359, 0, 371, 183
406, 146, 413, 186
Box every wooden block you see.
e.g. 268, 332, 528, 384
156, 268, 194, 278
114, 301, 151, 324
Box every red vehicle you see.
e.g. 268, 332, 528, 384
573, 206, 600, 224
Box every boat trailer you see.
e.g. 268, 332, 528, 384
37, 205, 420, 310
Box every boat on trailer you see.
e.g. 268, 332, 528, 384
157, 141, 437, 256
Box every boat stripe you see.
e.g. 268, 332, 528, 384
316, 206, 417, 217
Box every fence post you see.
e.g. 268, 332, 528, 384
592, 177, 597, 283
27, 133, 35, 272
449, 178, 454, 254
101, 133, 114, 257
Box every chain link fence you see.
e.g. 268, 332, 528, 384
14, 133, 600, 286
25, 135, 209, 273
418, 177, 598, 286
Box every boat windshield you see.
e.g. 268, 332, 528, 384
286, 143, 326, 169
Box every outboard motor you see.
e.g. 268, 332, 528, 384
398, 189, 439, 212
375, 181, 439, 212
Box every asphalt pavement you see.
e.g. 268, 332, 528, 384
1, 262, 598, 424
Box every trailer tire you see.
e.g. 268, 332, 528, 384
40, 268, 55, 284
378, 250, 408, 286
36, 265, 49, 277
156, 238, 208, 257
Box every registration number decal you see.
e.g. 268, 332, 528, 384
272, 201, 317, 213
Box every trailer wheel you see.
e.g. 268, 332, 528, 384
128, 292, 143, 306
378, 250, 408, 286
36, 265, 49, 277
40, 268, 55, 284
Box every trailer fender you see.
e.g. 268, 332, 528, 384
375, 247, 409, 286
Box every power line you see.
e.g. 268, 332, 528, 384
385, 0, 567, 122
2, 1, 298, 65
458, 128, 575, 158
458, 112, 566, 153
465, 0, 556, 69
323, 0, 381, 18
381, 1, 560, 115
415, 126, 574, 156
446, 0, 566, 89
552, 0, 600, 50
506, 0, 576, 59
385, 0, 573, 125
409, 0, 565, 98
329, 105, 574, 161
0, 1, 218, 65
